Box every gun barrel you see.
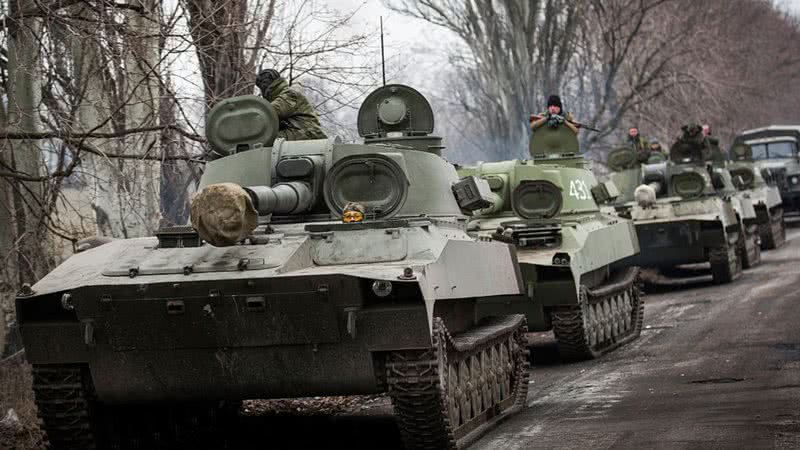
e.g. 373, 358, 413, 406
244, 182, 313, 216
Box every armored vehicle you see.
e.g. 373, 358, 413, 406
733, 125, 800, 215
727, 142, 785, 248
705, 136, 762, 268
458, 123, 644, 361
17, 85, 531, 450
617, 125, 748, 283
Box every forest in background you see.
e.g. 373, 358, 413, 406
2, 0, 800, 345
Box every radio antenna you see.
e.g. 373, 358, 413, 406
380, 16, 386, 86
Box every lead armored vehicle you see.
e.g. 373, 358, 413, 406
18, 85, 530, 450
618, 125, 747, 283
734, 125, 800, 215
458, 122, 644, 361
727, 142, 785, 248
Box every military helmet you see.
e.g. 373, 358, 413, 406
256, 69, 283, 98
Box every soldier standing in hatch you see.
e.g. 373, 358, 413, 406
255, 69, 328, 141
649, 140, 667, 156
530, 95, 579, 134
626, 126, 650, 163
627, 126, 649, 152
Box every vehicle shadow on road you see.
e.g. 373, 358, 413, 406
233, 413, 404, 449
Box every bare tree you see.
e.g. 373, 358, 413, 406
388, 0, 581, 160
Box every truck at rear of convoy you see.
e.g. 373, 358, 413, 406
17, 85, 533, 450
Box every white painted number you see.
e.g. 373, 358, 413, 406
569, 180, 590, 200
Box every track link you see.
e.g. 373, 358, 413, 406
386, 315, 529, 450
759, 208, 785, 250
31, 364, 97, 449
551, 266, 644, 361
709, 239, 742, 284
739, 225, 761, 269
31, 364, 237, 449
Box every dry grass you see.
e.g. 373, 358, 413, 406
0, 353, 46, 449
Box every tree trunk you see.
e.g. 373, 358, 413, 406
5, 0, 47, 285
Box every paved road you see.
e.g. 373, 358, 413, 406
473, 221, 800, 450
240, 222, 800, 449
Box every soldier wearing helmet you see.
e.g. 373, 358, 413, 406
255, 69, 328, 141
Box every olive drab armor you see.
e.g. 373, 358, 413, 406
460, 120, 644, 361
727, 142, 786, 249
529, 120, 580, 158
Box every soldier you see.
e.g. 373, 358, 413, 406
701, 123, 726, 164
627, 127, 649, 152
649, 140, 667, 156
255, 69, 328, 141
627, 127, 650, 163
530, 95, 578, 134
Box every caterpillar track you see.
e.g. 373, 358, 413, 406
738, 225, 761, 269
551, 267, 644, 361
386, 315, 530, 450
31, 365, 237, 449
759, 208, 786, 250
709, 239, 743, 284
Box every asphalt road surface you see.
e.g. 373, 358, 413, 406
471, 219, 800, 450
241, 221, 800, 449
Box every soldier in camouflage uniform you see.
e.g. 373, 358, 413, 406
627, 127, 651, 163
255, 69, 328, 141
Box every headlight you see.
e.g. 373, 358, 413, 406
791, 176, 799, 185
372, 280, 393, 297
512, 180, 563, 219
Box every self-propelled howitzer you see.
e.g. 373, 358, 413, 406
727, 142, 786, 249
459, 123, 644, 361
617, 124, 752, 282
18, 85, 530, 450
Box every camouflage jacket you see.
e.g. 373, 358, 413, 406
628, 136, 650, 163
267, 79, 328, 141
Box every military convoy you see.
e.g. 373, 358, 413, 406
611, 125, 747, 283
459, 123, 644, 361
18, 85, 532, 450
15, 71, 794, 450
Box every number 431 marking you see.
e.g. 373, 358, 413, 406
569, 179, 590, 200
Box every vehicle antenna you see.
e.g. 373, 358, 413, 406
380, 16, 386, 86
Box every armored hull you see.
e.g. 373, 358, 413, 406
621, 195, 742, 282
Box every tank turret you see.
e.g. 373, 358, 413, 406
191, 86, 492, 247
